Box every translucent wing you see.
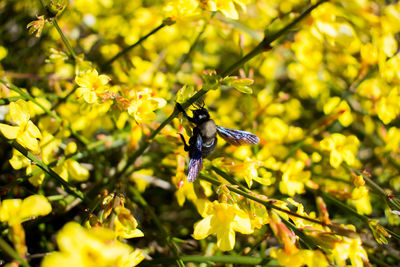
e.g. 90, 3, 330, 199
216, 125, 259, 146
187, 134, 203, 182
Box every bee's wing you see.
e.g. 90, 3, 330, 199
187, 133, 203, 182
216, 125, 259, 146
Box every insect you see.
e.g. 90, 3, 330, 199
176, 102, 260, 182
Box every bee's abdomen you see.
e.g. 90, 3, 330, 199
202, 137, 217, 158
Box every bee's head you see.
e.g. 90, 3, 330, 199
192, 107, 210, 124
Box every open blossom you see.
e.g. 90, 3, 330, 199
0, 100, 42, 152
193, 200, 253, 251
41, 222, 144, 267
320, 133, 359, 168
75, 69, 111, 104
207, 0, 248, 20
127, 87, 166, 124
0, 195, 52, 226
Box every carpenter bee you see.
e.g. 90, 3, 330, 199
176, 102, 259, 182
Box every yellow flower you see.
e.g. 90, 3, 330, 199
192, 201, 253, 251
320, 134, 359, 168
127, 87, 166, 124
41, 222, 144, 267
263, 117, 288, 142
384, 127, 400, 152
0, 100, 42, 152
229, 158, 262, 188
270, 248, 328, 267
348, 186, 372, 215
207, 0, 248, 20
376, 92, 400, 124
113, 206, 144, 239
331, 234, 369, 267
75, 69, 111, 104
0, 195, 52, 226
9, 148, 30, 170
163, 0, 199, 20
279, 160, 311, 196
323, 97, 353, 127
360, 43, 378, 65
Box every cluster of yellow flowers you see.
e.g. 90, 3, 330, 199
1, 0, 400, 266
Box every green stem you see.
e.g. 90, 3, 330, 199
128, 186, 185, 267
10, 141, 84, 199
103, 22, 167, 68
51, 19, 77, 60
0, 237, 31, 267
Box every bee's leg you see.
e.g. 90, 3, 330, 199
179, 133, 190, 151
176, 102, 196, 123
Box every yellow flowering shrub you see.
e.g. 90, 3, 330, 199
1, 0, 400, 266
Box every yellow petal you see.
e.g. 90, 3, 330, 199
19, 195, 52, 219
0, 199, 22, 223
56, 222, 86, 253
382, 34, 397, 57
66, 160, 89, 182
330, 149, 343, 168
28, 172, 45, 187
10, 100, 30, 124
232, 212, 253, 234
75, 75, 91, 88
98, 74, 111, 85
216, 228, 235, 251
118, 229, 144, 239
27, 120, 42, 139
0, 123, 19, 139
41, 252, 83, 267
320, 137, 334, 151
17, 131, 40, 152
219, 2, 239, 19
83, 91, 97, 104
118, 249, 145, 267
193, 215, 214, 240
9, 152, 30, 169
75, 87, 87, 98
342, 149, 355, 166
323, 97, 340, 114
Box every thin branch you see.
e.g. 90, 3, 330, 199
51, 19, 77, 60
103, 22, 168, 69
0, 237, 31, 267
